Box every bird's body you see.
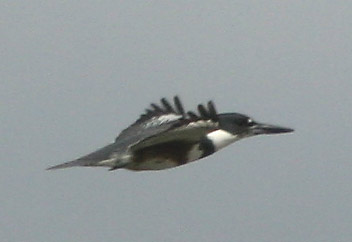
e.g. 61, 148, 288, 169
48, 96, 293, 171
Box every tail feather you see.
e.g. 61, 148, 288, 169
47, 143, 119, 170
46, 159, 98, 170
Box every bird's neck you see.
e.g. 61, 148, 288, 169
206, 129, 240, 151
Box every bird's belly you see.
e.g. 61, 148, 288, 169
126, 157, 179, 171
126, 141, 204, 171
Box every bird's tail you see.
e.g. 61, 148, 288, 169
46, 158, 103, 170
47, 143, 120, 170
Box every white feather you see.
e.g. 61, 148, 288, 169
206, 130, 239, 151
144, 114, 182, 128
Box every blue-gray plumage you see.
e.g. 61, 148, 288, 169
47, 96, 293, 171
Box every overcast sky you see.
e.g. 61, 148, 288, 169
1, 1, 352, 242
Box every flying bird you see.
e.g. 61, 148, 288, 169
48, 96, 293, 171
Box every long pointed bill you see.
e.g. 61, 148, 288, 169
252, 123, 294, 135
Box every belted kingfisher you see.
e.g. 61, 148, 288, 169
48, 96, 293, 171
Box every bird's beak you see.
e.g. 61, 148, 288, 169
252, 123, 294, 135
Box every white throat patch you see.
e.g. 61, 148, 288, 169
206, 130, 239, 151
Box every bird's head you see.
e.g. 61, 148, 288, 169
218, 113, 294, 139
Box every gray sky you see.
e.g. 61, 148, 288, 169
1, 1, 352, 242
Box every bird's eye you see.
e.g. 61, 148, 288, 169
247, 119, 255, 126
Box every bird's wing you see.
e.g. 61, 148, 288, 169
130, 119, 218, 152
114, 96, 219, 152
113, 96, 186, 147
126, 97, 219, 151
